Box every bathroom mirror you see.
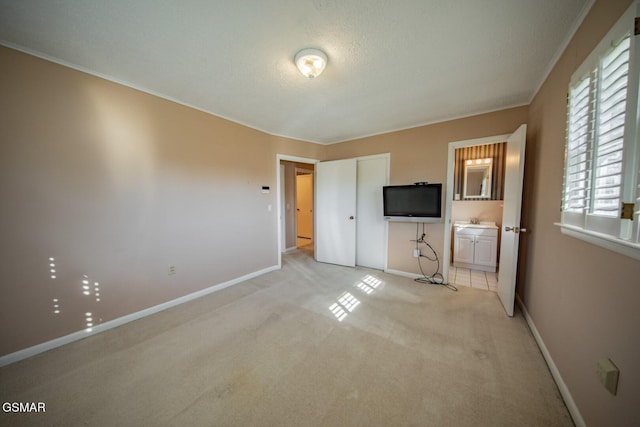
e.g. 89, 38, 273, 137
463, 158, 492, 199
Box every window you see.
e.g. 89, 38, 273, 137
560, 1, 640, 260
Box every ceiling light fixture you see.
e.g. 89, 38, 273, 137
295, 48, 327, 79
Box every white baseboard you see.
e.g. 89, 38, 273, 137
0, 264, 280, 367
516, 295, 585, 427
384, 268, 422, 279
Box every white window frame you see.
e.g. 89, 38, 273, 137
558, 1, 640, 261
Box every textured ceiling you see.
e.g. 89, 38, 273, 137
0, 0, 593, 144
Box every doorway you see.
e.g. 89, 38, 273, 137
443, 125, 527, 316
449, 142, 507, 291
296, 169, 314, 248
276, 155, 318, 267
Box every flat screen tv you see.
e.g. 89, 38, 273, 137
383, 183, 442, 223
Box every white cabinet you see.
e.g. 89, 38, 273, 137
453, 224, 498, 272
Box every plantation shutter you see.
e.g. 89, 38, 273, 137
559, 1, 640, 259
592, 35, 630, 217
564, 75, 593, 216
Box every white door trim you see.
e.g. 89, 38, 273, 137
443, 134, 511, 283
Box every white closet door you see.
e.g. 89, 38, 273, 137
356, 157, 387, 269
316, 159, 357, 267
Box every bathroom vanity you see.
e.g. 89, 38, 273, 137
453, 221, 498, 272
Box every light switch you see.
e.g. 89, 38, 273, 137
597, 357, 619, 395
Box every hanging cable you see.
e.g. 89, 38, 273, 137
414, 222, 457, 292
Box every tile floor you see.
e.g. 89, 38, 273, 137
449, 265, 498, 291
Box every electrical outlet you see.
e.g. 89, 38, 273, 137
168, 266, 176, 276
597, 358, 619, 395
413, 249, 421, 258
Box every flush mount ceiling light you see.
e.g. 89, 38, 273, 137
294, 48, 328, 79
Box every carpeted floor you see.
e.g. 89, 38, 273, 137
0, 249, 573, 426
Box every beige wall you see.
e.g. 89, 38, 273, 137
523, 0, 640, 424
0, 46, 324, 356
326, 107, 528, 275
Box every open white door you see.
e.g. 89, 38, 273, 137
316, 159, 357, 267
497, 124, 527, 316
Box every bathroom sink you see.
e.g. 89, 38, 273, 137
454, 221, 498, 229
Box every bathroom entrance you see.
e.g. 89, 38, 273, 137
443, 125, 527, 317
450, 141, 506, 292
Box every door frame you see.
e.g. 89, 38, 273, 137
442, 133, 511, 283
276, 154, 319, 268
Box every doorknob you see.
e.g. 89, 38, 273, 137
505, 226, 527, 233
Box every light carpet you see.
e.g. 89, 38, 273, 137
0, 249, 573, 426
